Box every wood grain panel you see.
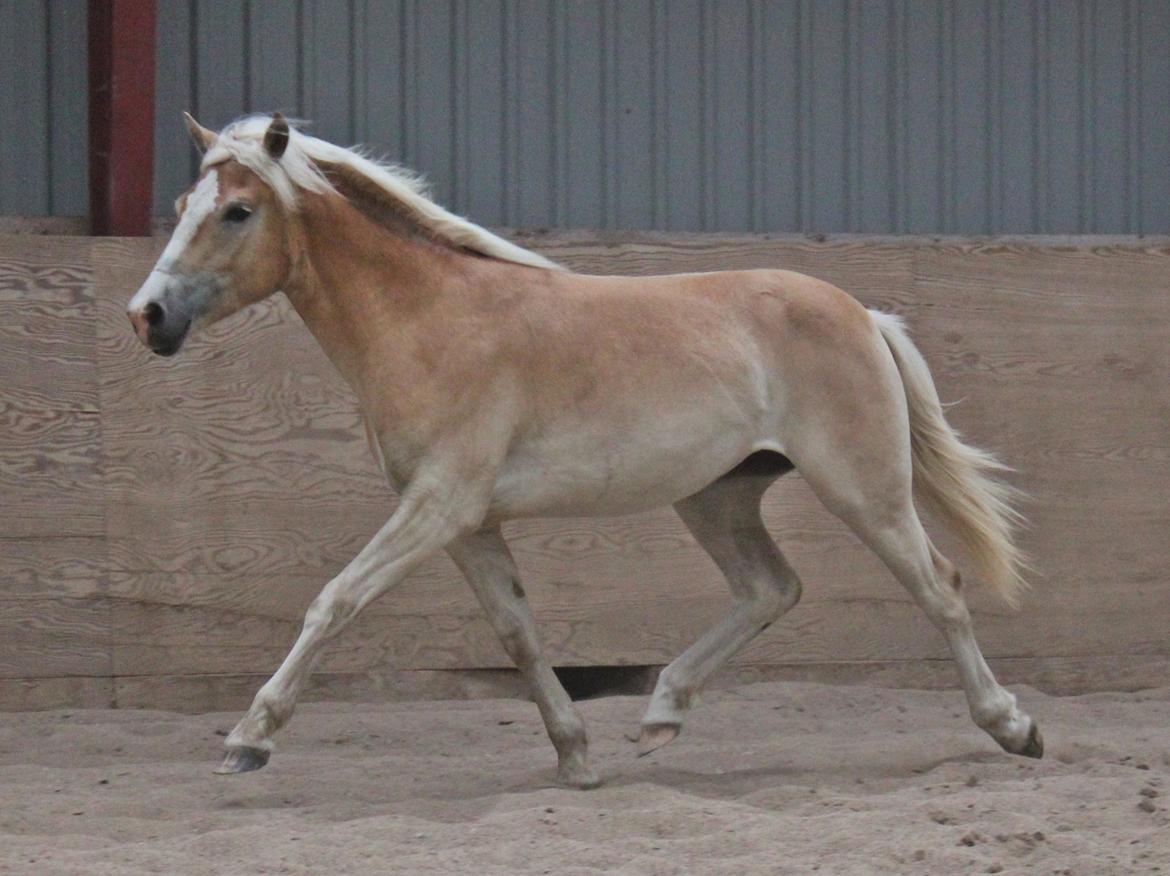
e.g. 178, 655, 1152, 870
2, 233, 1169, 708
112, 668, 528, 714
0, 237, 102, 538
0, 536, 106, 600
0, 597, 110, 678
0, 406, 103, 538
104, 655, 1170, 714
0, 236, 96, 411
0, 676, 115, 711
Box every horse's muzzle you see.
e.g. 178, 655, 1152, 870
128, 300, 190, 357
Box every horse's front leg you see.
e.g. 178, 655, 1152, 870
216, 477, 489, 774
447, 528, 600, 789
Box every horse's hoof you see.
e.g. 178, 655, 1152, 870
634, 722, 680, 757
214, 746, 270, 775
1018, 721, 1044, 759
559, 766, 603, 790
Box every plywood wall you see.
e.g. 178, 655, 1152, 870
2, 232, 1168, 711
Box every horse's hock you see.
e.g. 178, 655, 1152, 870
2, 231, 1168, 711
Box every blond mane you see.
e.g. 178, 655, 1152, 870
201, 115, 563, 272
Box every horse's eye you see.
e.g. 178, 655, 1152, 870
223, 204, 253, 223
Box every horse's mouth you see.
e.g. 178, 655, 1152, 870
151, 341, 183, 357
148, 321, 191, 357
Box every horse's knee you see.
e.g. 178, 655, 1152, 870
304, 591, 360, 634
304, 595, 334, 631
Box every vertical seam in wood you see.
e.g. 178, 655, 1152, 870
90, 241, 117, 702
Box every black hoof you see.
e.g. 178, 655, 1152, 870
1018, 722, 1044, 759
214, 746, 270, 775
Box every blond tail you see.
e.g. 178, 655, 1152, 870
870, 310, 1028, 606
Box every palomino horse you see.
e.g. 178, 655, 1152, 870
128, 114, 1040, 788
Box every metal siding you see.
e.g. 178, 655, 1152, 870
246, 0, 299, 115
1139, 0, 1170, 234
512, 0, 556, 227
611, 0, 655, 229
48, 0, 89, 215
854, 0, 896, 233
997, 0, 1037, 233
8, 0, 1170, 232
657, 0, 703, 230
152, 0, 194, 209
1, 0, 50, 215
559, 0, 605, 228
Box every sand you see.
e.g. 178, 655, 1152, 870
1, 681, 1167, 875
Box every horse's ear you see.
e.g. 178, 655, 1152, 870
264, 113, 290, 160
183, 112, 216, 154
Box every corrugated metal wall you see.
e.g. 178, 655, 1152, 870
3, 1, 1169, 233
0, 0, 88, 216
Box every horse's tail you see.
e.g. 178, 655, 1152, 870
870, 310, 1028, 606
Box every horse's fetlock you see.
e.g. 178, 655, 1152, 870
970, 694, 1017, 731
552, 719, 588, 753
655, 671, 693, 713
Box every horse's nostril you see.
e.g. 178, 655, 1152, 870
143, 301, 165, 327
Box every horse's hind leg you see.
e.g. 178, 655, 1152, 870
637, 454, 801, 755
794, 453, 1042, 758
875, 518, 1040, 756
447, 527, 600, 789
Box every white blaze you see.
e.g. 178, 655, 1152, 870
128, 169, 220, 312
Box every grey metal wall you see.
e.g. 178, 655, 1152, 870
3, 1, 1169, 233
0, 0, 88, 216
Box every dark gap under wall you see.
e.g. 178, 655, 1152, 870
553, 666, 660, 701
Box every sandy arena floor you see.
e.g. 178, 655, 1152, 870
1, 681, 1167, 875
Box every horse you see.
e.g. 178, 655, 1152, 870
127, 113, 1040, 789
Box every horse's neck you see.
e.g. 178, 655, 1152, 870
283, 192, 461, 396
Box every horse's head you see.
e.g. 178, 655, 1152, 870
127, 113, 294, 356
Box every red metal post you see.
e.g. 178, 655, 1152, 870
88, 0, 156, 235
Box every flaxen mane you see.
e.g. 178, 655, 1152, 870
202, 115, 563, 271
